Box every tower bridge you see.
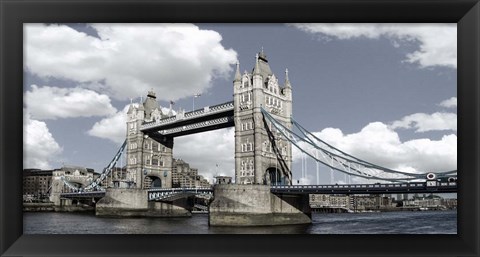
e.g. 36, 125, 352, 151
53, 49, 457, 226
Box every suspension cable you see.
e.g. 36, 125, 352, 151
261, 108, 455, 182
292, 117, 456, 176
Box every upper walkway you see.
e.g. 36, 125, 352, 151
140, 101, 234, 137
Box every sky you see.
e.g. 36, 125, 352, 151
23, 23, 457, 185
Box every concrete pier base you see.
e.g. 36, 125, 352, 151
96, 188, 191, 217
209, 184, 311, 226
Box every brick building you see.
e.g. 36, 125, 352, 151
172, 159, 210, 188
23, 169, 54, 201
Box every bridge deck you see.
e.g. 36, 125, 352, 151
271, 182, 457, 195
60, 182, 457, 200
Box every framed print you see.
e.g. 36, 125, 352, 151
1, 0, 479, 256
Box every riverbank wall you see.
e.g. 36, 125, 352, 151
23, 202, 94, 212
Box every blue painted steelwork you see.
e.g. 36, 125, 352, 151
84, 140, 127, 191
61, 140, 127, 192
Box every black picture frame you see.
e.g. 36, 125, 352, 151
1, 0, 478, 256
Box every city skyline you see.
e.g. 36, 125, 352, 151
23, 23, 457, 184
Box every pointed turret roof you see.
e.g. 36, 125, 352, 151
127, 98, 135, 114
252, 49, 272, 79
143, 90, 159, 120
138, 97, 145, 110
127, 104, 135, 114
234, 61, 241, 82
285, 68, 291, 88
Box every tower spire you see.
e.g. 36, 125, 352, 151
127, 98, 135, 114
259, 47, 267, 60
253, 53, 260, 75
285, 68, 291, 88
234, 61, 241, 82
138, 96, 144, 110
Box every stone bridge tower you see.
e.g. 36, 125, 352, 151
233, 50, 293, 185
125, 91, 174, 189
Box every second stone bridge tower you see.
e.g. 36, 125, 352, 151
233, 50, 293, 185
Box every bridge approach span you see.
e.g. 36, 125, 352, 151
61, 181, 457, 201
271, 181, 457, 195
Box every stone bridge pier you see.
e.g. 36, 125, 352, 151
209, 184, 311, 226
96, 188, 192, 217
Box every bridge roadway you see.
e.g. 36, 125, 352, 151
271, 181, 457, 195
60, 181, 457, 200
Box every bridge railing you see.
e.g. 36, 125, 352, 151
270, 181, 457, 194
147, 187, 213, 193
147, 187, 213, 201
271, 182, 457, 190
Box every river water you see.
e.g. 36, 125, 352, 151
24, 210, 456, 234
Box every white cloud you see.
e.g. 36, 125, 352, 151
24, 111, 62, 169
292, 122, 457, 175
174, 128, 235, 182
390, 112, 457, 132
24, 85, 116, 120
439, 97, 457, 108
87, 105, 129, 144
87, 103, 178, 144
25, 23, 238, 101
292, 23, 457, 68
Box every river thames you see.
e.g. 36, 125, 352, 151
24, 210, 456, 234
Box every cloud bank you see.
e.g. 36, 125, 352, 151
24, 111, 62, 169
292, 23, 457, 69
390, 112, 457, 132
439, 97, 457, 108
292, 122, 457, 176
24, 23, 238, 101
24, 85, 116, 120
